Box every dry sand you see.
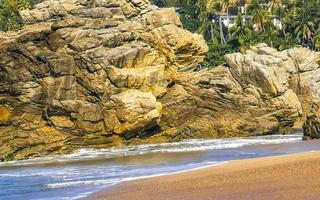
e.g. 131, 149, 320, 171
84, 152, 320, 200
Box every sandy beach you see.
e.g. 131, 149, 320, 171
84, 151, 320, 200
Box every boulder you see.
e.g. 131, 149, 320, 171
303, 101, 320, 139
0, 0, 320, 160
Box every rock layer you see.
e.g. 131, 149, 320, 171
0, 0, 320, 160
303, 102, 320, 139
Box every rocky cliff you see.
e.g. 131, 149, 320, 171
0, 0, 320, 160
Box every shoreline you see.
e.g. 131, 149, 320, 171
83, 151, 320, 200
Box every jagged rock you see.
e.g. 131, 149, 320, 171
50, 116, 75, 128
0, 0, 207, 160
0, 0, 320, 160
111, 90, 162, 136
303, 101, 320, 139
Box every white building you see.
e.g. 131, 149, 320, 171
214, 4, 283, 30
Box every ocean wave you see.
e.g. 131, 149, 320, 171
45, 161, 227, 189
0, 134, 302, 167
46, 179, 120, 189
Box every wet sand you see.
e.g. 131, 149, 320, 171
84, 151, 320, 200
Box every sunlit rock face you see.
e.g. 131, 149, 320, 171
0, 0, 207, 160
0, 0, 319, 160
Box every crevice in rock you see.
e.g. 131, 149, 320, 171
167, 81, 175, 88
138, 125, 161, 139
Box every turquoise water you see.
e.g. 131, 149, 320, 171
1, 133, 320, 200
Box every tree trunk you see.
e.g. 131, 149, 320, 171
210, 22, 214, 42
227, 7, 230, 39
280, 18, 286, 36
219, 15, 226, 44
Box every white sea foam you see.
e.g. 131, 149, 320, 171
69, 191, 97, 200
0, 133, 311, 200
0, 134, 302, 167
47, 179, 120, 188
46, 161, 227, 189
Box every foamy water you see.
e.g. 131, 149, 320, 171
0, 134, 302, 167
1, 133, 320, 200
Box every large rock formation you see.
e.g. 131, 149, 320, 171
303, 102, 320, 139
0, 0, 320, 160
162, 44, 320, 142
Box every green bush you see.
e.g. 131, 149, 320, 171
0, 0, 39, 32
203, 42, 236, 68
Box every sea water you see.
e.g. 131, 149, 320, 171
1, 132, 320, 200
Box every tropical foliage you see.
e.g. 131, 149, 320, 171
2, 0, 320, 66
151, 0, 320, 67
0, 0, 39, 31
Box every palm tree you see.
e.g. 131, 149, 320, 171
268, 0, 284, 31
230, 14, 255, 52
230, 14, 252, 39
268, 0, 282, 15
312, 29, 320, 50
196, 0, 212, 34
291, 1, 317, 44
196, 0, 226, 43
264, 20, 280, 47
249, 0, 269, 32
209, 20, 221, 43
292, 19, 315, 43
221, 0, 231, 38
238, 30, 255, 53
211, 0, 227, 44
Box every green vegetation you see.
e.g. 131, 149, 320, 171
1, 0, 320, 67
0, 0, 39, 31
151, 0, 320, 67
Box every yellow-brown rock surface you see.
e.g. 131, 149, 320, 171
0, 0, 320, 160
